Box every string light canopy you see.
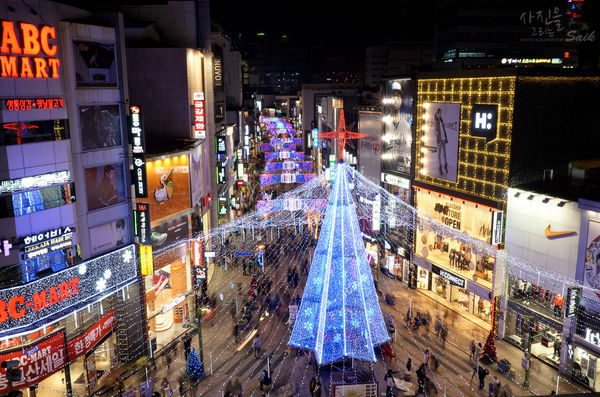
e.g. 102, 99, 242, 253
318, 109, 367, 162
288, 163, 389, 364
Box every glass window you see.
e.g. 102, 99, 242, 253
79, 105, 121, 150
0, 119, 69, 146
0, 183, 75, 218
74, 41, 118, 87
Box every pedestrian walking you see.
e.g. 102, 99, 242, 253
310, 377, 321, 397
253, 333, 261, 358
424, 349, 430, 368
384, 369, 398, 397
435, 316, 442, 337
440, 325, 448, 348
242, 261, 247, 276
469, 354, 480, 386
233, 323, 239, 342
470, 340, 476, 360
416, 363, 427, 394
478, 364, 489, 390
489, 375, 498, 397
476, 342, 482, 361
406, 357, 412, 372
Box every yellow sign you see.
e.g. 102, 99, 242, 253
139, 245, 153, 275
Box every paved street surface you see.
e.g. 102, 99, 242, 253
107, 227, 589, 397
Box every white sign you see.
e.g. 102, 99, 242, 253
380, 173, 410, 189
0, 240, 12, 257
491, 210, 504, 245
372, 194, 381, 231
0, 171, 71, 194
163, 294, 186, 314
204, 251, 216, 258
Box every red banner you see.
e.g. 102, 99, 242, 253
0, 332, 66, 394
67, 309, 115, 362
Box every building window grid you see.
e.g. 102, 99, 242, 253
416, 77, 515, 202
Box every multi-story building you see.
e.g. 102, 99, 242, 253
0, 1, 146, 395
410, 69, 600, 337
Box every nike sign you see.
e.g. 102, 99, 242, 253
545, 225, 577, 239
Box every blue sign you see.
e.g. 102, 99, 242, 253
234, 251, 253, 257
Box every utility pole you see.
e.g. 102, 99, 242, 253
521, 315, 539, 388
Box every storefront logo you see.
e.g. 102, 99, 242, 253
129, 105, 145, 154
471, 104, 498, 143
133, 156, 148, 198
545, 224, 577, 239
585, 328, 600, 347
1, 21, 60, 78
432, 265, 465, 288
193, 92, 206, 139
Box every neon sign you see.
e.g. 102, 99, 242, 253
0, 21, 61, 79
3, 98, 64, 111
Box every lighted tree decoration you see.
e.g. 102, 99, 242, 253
288, 163, 389, 364
481, 332, 497, 364
317, 109, 367, 162
185, 348, 205, 382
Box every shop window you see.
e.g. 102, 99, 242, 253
79, 105, 122, 151
74, 41, 118, 87
0, 183, 75, 218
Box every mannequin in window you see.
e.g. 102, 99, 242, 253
553, 294, 563, 317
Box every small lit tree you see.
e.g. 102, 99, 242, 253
481, 332, 497, 364
185, 348, 205, 382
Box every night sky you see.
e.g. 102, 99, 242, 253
210, 0, 434, 70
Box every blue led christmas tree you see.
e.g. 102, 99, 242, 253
289, 163, 389, 364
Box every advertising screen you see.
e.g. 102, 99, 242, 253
1, 119, 69, 146
79, 105, 121, 150
190, 146, 205, 207
89, 218, 129, 255
149, 214, 189, 250
358, 111, 382, 184
140, 155, 190, 222
85, 164, 126, 211
422, 102, 461, 182
381, 79, 413, 176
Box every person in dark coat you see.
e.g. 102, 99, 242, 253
478, 364, 489, 390
416, 363, 427, 394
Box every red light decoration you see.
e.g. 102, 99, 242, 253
317, 109, 367, 161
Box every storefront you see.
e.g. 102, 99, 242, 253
504, 299, 563, 369
144, 243, 194, 353
0, 245, 145, 396
380, 239, 409, 282
570, 303, 600, 392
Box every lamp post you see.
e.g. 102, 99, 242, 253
521, 315, 539, 388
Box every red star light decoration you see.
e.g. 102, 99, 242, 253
318, 109, 367, 162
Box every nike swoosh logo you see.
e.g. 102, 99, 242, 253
545, 225, 577, 239
172, 265, 185, 270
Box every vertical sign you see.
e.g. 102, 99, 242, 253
193, 92, 206, 139
491, 210, 504, 245
136, 203, 151, 244
129, 105, 145, 154
372, 194, 381, 231
132, 155, 148, 198
139, 245, 153, 276
565, 286, 580, 318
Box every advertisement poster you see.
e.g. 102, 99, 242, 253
74, 41, 117, 87
423, 102, 461, 182
0, 332, 66, 394
584, 220, 600, 289
381, 79, 413, 176
190, 146, 204, 208
358, 111, 382, 185
140, 155, 190, 222
85, 164, 126, 211
79, 105, 121, 150
150, 214, 189, 249
89, 218, 128, 255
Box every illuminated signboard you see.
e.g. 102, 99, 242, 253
216, 134, 226, 155
22, 226, 74, 260
2, 98, 64, 111
0, 244, 136, 334
128, 105, 145, 154
1, 119, 69, 146
0, 170, 70, 194
491, 210, 504, 245
139, 245, 153, 276
67, 309, 114, 362
135, 203, 151, 244
0, 21, 61, 79
565, 286, 580, 318
218, 196, 228, 216
132, 155, 148, 198
431, 265, 465, 288
193, 92, 206, 139
471, 104, 498, 143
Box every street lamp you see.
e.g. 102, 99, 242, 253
521, 315, 540, 388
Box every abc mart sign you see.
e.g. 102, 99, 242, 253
381, 173, 410, 189
0, 245, 136, 336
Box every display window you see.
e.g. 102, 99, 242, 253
416, 267, 429, 290
504, 309, 562, 368
414, 187, 496, 290
573, 347, 600, 391
145, 245, 193, 352
384, 253, 405, 280
451, 287, 469, 310
507, 276, 565, 320
432, 274, 448, 299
